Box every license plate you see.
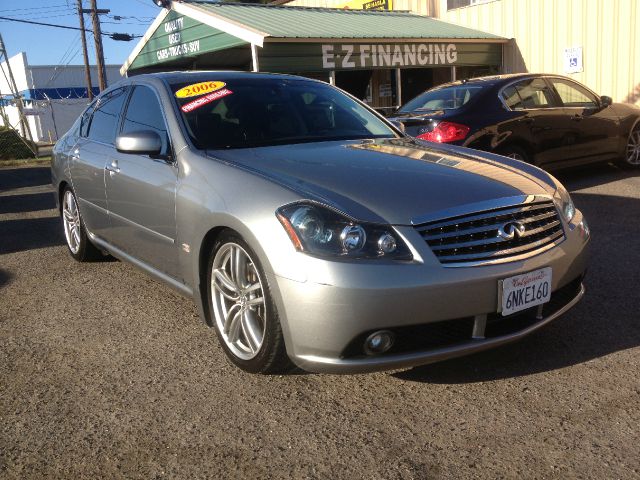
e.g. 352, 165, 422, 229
500, 267, 552, 316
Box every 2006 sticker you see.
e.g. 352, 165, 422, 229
175, 81, 226, 98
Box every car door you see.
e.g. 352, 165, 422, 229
104, 84, 179, 278
497, 78, 570, 166
69, 87, 128, 238
546, 77, 621, 164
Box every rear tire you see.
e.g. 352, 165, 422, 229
60, 187, 103, 262
206, 231, 292, 374
618, 123, 640, 168
497, 145, 530, 163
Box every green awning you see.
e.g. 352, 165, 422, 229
122, 2, 506, 75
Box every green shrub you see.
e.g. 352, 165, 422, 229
0, 126, 37, 160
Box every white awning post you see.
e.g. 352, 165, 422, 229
329, 70, 336, 85
251, 43, 259, 72
451, 65, 457, 81
395, 68, 402, 108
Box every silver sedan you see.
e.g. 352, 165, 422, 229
52, 72, 590, 374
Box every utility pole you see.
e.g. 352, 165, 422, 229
87, 0, 108, 91
76, 0, 94, 100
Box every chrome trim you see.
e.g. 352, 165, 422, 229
438, 237, 565, 268
108, 209, 175, 244
294, 284, 585, 374
88, 232, 191, 297
410, 194, 550, 226
435, 230, 564, 262
415, 198, 564, 267
430, 220, 559, 251
420, 210, 557, 240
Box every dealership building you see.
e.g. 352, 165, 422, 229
123, 0, 639, 111
121, 1, 506, 111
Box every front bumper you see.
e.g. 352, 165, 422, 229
269, 211, 589, 374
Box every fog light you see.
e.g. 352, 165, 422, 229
364, 330, 394, 355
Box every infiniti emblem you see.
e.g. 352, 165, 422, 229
497, 221, 526, 240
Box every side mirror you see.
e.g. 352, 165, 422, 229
600, 95, 612, 107
116, 130, 162, 156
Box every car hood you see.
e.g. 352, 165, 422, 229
207, 138, 556, 225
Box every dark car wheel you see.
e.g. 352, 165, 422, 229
497, 145, 530, 163
621, 124, 640, 168
61, 187, 103, 262
207, 231, 292, 374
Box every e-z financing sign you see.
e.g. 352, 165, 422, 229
156, 16, 201, 61
322, 43, 458, 70
337, 0, 393, 10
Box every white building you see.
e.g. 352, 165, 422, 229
0, 52, 121, 143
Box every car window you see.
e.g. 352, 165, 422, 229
86, 88, 128, 144
501, 78, 556, 110
79, 99, 97, 138
121, 85, 170, 155
550, 79, 598, 108
398, 85, 484, 113
170, 78, 396, 149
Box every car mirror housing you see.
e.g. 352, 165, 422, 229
600, 95, 613, 107
116, 131, 162, 156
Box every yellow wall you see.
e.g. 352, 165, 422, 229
440, 0, 640, 105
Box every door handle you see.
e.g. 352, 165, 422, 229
518, 117, 534, 124
105, 160, 120, 176
571, 115, 583, 122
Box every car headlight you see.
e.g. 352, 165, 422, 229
552, 182, 575, 223
276, 203, 412, 260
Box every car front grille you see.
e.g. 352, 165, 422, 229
414, 200, 565, 266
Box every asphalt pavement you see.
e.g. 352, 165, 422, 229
1, 163, 639, 479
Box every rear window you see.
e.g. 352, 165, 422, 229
169, 78, 397, 149
398, 85, 484, 113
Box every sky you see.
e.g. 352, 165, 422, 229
0, 0, 163, 67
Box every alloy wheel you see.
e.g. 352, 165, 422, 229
62, 190, 81, 254
210, 243, 267, 360
626, 128, 640, 165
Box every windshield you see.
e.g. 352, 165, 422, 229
169, 77, 398, 149
398, 85, 484, 113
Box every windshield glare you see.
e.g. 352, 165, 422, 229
399, 85, 484, 113
170, 78, 397, 149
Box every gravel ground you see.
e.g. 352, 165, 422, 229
1, 163, 639, 479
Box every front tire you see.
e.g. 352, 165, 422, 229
61, 187, 102, 262
497, 145, 530, 163
207, 231, 291, 374
619, 123, 640, 168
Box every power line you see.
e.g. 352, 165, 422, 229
0, 15, 142, 38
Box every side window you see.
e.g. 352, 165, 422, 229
121, 85, 170, 155
501, 78, 556, 110
87, 88, 128, 144
79, 100, 97, 137
550, 79, 598, 108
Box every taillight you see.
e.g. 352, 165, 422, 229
416, 121, 470, 143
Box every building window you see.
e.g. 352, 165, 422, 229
447, 0, 497, 11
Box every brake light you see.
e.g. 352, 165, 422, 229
416, 122, 470, 143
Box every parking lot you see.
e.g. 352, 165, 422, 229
1, 163, 639, 479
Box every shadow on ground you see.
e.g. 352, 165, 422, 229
0, 269, 11, 289
395, 187, 640, 383
0, 166, 51, 191
0, 192, 56, 214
